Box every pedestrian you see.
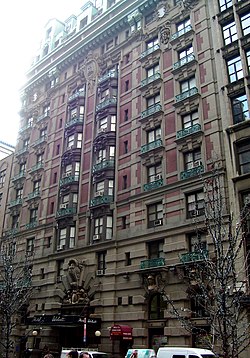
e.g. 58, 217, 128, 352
67, 351, 79, 358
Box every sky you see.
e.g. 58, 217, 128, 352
0, 1, 85, 147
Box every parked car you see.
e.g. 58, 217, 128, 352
60, 349, 108, 358
156, 347, 215, 358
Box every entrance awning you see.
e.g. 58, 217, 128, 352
110, 324, 133, 340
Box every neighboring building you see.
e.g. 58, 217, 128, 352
1, 0, 250, 357
0, 153, 14, 236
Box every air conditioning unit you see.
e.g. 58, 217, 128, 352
93, 234, 100, 240
56, 275, 62, 283
60, 204, 67, 209
154, 219, 162, 226
154, 174, 162, 181
57, 244, 65, 251
233, 282, 247, 294
194, 160, 202, 167
95, 191, 104, 197
65, 172, 72, 177
98, 127, 106, 133
96, 269, 104, 276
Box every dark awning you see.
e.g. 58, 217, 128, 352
110, 324, 133, 340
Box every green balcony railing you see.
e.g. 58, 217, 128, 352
176, 123, 201, 139
141, 104, 162, 119
68, 90, 85, 102
141, 72, 161, 87
32, 136, 47, 147
27, 190, 40, 200
180, 164, 204, 180
173, 53, 195, 70
59, 175, 79, 187
98, 70, 118, 84
175, 87, 199, 102
171, 24, 193, 41
37, 112, 50, 122
19, 123, 32, 134
179, 250, 208, 264
65, 118, 83, 129
9, 198, 23, 208
16, 147, 29, 156
26, 221, 37, 230
30, 163, 44, 173
141, 44, 160, 59
12, 171, 26, 182
90, 195, 113, 207
6, 228, 19, 237
140, 257, 166, 269
92, 160, 115, 173
144, 178, 163, 191
96, 98, 117, 112
141, 139, 163, 154
56, 207, 77, 217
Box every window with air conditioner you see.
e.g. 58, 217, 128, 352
184, 148, 202, 170
186, 191, 205, 218
94, 217, 103, 238
148, 164, 162, 183
148, 202, 163, 228
97, 251, 106, 274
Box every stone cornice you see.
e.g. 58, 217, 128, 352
22, 0, 161, 93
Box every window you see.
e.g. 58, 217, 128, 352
33, 180, 41, 193
147, 127, 161, 143
124, 140, 128, 154
148, 164, 161, 183
241, 192, 250, 235
20, 162, 26, 174
110, 146, 115, 160
27, 117, 33, 126
0, 169, 6, 187
40, 127, 47, 138
118, 297, 122, 305
231, 94, 249, 124
180, 76, 196, 93
108, 180, 114, 195
94, 217, 103, 235
111, 115, 116, 131
106, 39, 113, 51
148, 240, 164, 259
0, 193, 2, 207
77, 133, 82, 148
67, 135, 74, 148
125, 252, 131, 265
191, 290, 208, 318
236, 141, 250, 175
149, 293, 166, 319
222, 21, 238, 45
246, 50, 250, 73
37, 153, 44, 165
106, 216, 113, 239
148, 202, 163, 228
43, 104, 50, 116
227, 56, 243, 83
219, 0, 232, 12
70, 108, 77, 119
97, 149, 106, 163
99, 117, 108, 132
69, 226, 75, 248
125, 80, 129, 92
124, 109, 129, 121
146, 93, 160, 109
97, 251, 106, 273
146, 37, 159, 49
128, 296, 133, 305
123, 175, 127, 189
176, 18, 191, 33
80, 16, 88, 29
184, 148, 202, 170
58, 228, 66, 249
182, 111, 199, 128
188, 232, 207, 252
56, 260, 64, 282
65, 164, 72, 177
146, 63, 159, 78
186, 191, 205, 218
179, 44, 193, 60
12, 214, 19, 229
16, 188, 23, 199
241, 13, 250, 36
79, 105, 84, 120
75, 162, 80, 180
125, 53, 130, 64
30, 208, 38, 223
145, 12, 154, 24
27, 238, 34, 253
23, 138, 29, 149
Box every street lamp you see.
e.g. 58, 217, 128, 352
95, 330, 101, 351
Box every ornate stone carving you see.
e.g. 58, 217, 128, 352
159, 22, 171, 45
78, 51, 99, 94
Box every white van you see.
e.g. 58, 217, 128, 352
156, 347, 215, 358
60, 349, 109, 358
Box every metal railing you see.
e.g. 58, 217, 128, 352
141, 139, 163, 154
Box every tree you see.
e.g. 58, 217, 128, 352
0, 238, 34, 358
166, 169, 250, 358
